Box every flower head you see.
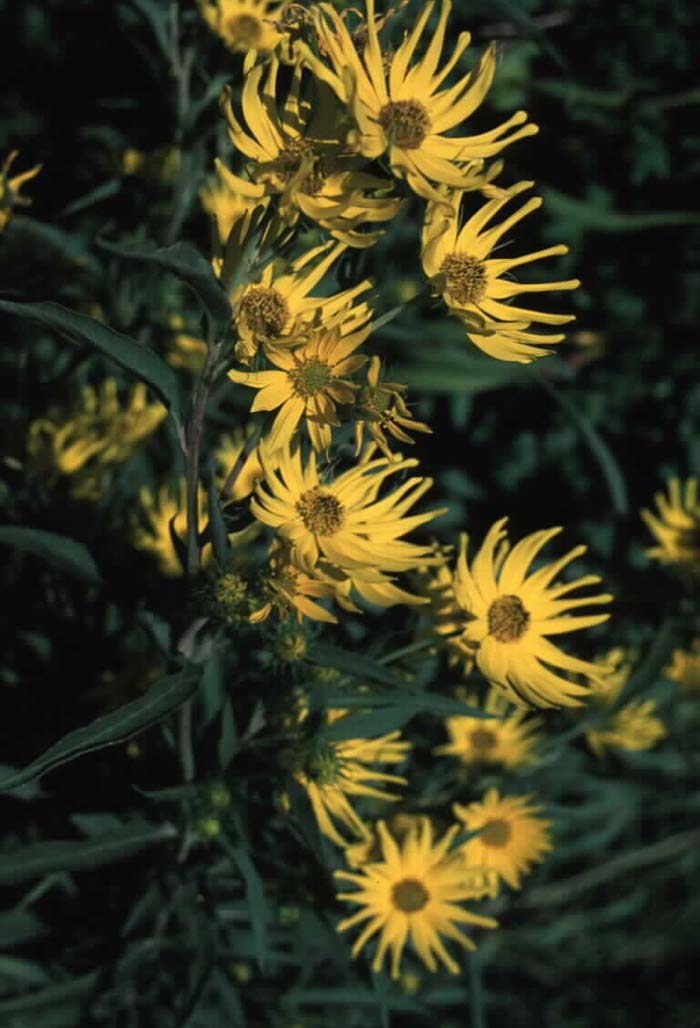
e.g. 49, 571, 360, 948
422, 182, 580, 362
435, 686, 543, 769
229, 323, 369, 453
585, 648, 666, 757
453, 788, 552, 891
200, 163, 271, 247
353, 356, 432, 460
641, 477, 700, 575
250, 538, 339, 624
665, 642, 700, 694
299, 0, 537, 203
251, 444, 445, 607
335, 817, 497, 977
220, 56, 404, 246
197, 0, 286, 53
433, 518, 612, 707
0, 151, 41, 233
285, 707, 410, 846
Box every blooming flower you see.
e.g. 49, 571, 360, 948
219, 55, 404, 246
433, 518, 612, 707
197, 0, 286, 53
299, 0, 537, 203
251, 444, 445, 607
585, 648, 666, 757
453, 788, 553, 891
641, 477, 700, 575
335, 817, 498, 977
250, 538, 339, 623
435, 686, 543, 769
0, 151, 41, 233
200, 163, 271, 247
665, 642, 700, 694
422, 181, 580, 361
353, 356, 432, 460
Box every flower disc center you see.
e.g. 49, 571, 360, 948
226, 13, 263, 47
487, 594, 530, 643
378, 99, 431, 149
239, 286, 289, 336
392, 877, 430, 913
439, 253, 487, 306
480, 818, 512, 847
296, 487, 345, 535
470, 728, 498, 752
277, 137, 324, 193
288, 357, 333, 398
676, 525, 700, 553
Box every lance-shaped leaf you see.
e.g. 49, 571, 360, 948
0, 526, 101, 585
0, 821, 176, 884
99, 238, 231, 330
306, 642, 406, 688
0, 670, 201, 791
0, 299, 182, 422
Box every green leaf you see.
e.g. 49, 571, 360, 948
324, 706, 419, 741
320, 690, 495, 719
0, 971, 98, 1021
0, 821, 176, 884
207, 465, 230, 566
0, 526, 101, 585
99, 238, 231, 330
0, 299, 182, 422
0, 909, 46, 947
220, 840, 269, 971
0, 670, 200, 791
0, 956, 51, 988
306, 642, 405, 687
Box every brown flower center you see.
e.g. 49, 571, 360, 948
470, 728, 498, 753
276, 137, 324, 193
480, 818, 512, 847
296, 487, 345, 535
378, 99, 431, 149
288, 357, 333, 398
487, 595, 530, 643
239, 286, 289, 337
439, 254, 487, 306
226, 13, 263, 47
392, 877, 430, 913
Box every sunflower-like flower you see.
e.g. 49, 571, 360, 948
353, 356, 432, 460
335, 817, 498, 977
435, 686, 543, 769
250, 537, 339, 623
200, 163, 271, 247
231, 237, 373, 364
197, 0, 286, 53
251, 444, 445, 607
433, 518, 612, 708
665, 642, 700, 695
585, 648, 666, 757
299, 0, 537, 204
0, 151, 41, 233
230, 323, 368, 452
641, 477, 700, 575
422, 181, 580, 362
284, 708, 410, 845
134, 478, 257, 577
27, 379, 166, 501
453, 788, 552, 891
219, 56, 404, 246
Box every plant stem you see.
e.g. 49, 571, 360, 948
468, 952, 486, 1028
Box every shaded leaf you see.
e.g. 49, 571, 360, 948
306, 642, 405, 688
0, 670, 201, 791
0, 526, 101, 585
220, 839, 269, 971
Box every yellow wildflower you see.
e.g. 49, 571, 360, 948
435, 686, 543, 769
200, 163, 271, 247
0, 151, 41, 233
197, 0, 286, 53
585, 648, 666, 757
250, 538, 339, 624
641, 477, 700, 575
665, 642, 700, 694
353, 355, 432, 460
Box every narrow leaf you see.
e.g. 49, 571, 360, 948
220, 840, 269, 970
0, 670, 201, 791
306, 642, 405, 687
0, 299, 182, 422
0, 526, 101, 585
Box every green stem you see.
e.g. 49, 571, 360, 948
468, 952, 486, 1028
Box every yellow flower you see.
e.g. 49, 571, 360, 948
0, 151, 41, 232
166, 316, 208, 373
121, 146, 180, 184
197, 0, 286, 53
219, 56, 404, 246
585, 648, 666, 757
251, 444, 445, 606
200, 164, 270, 247
353, 356, 432, 460
250, 538, 339, 624
641, 477, 700, 574
335, 817, 497, 977
434, 518, 612, 708
422, 181, 580, 362
134, 477, 257, 576
27, 379, 166, 500
453, 788, 553, 891
299, 0, 537, 204
229, 324, 368, 453
435, 687, 543, 769
288, 709, 410, 846
231, 238, 373, 364
665, 642, 700, 694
